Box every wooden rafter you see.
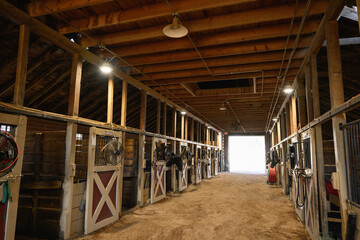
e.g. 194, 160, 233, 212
81, 1, 327, 47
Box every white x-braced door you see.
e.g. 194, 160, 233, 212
85, 127, 123, 235
151, 138, 166, 204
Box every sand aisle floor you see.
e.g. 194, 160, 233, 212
79, 173, 310, 240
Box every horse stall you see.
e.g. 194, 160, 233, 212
0, 113, 27, 240
122, 134, 139, 209
195, 145, 202, 184
287, 131, 319, 239
67, 126, 125, 236
150, 137, 167, 204
165, 140, 175, 193
206, 147, 212, 179
143, 136, 153, 204
211, 148, 218, 176
15, 117, 67, 239
188, 144, 196, 184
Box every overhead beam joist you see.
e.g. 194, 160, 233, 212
101, 21, 318, 58
27, 0, 113, 16
81, 1, 328, 47
144, 69, 298, 86
58, 0, 257, 34
121, 36, 313, 66
138, 49, 307, 74
0, 0, 221, 132
137, 59, 302, 80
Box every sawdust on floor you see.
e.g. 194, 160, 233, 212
78, 173, 310, 240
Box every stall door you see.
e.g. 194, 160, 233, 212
0, 114, 26, 240
151, 161, 166, 203
151, 138, 166, 204
178, 162, 188, 192
214, 151, 219, 176
305, 176, 319, 239
85, 128, 123, 235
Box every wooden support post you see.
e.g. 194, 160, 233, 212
60, 54, 82, 239
121, 80, 127, 126
140, 89, 147, 131
181, 114, 185, 140
172, 108, 177, 138
156, 99, 161, 134
277, 121, 281, 143
311, 53, 328, 236
290, 96, 297, 133
296, 78, 307, 128
184, 116, 188, 140
286, 103, 291, 136
163, 103, 167, 135
137, 134, 145, 206
224, 134, 229, 171
326, 20, 348, 239
107, 74, 114, 124
190, 118, 194, 141
13, 24, 30, 106
305, 64, 314, 122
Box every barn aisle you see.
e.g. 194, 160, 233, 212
79, 173, 310, 240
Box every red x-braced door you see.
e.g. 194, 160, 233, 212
151, 138, 166, 204
85, 128, 123, 235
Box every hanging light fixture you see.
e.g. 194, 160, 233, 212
272, 117, 278, 122
180, 111, 186, 115
99, 62, 113, 73
163, 13, 188, 38
283, 85, 294, 94
219, 102, 227, 111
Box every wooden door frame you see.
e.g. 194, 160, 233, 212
84, 127, 123, 235
0, 113, 27, 240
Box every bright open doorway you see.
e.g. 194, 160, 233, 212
229, 135, 265, 174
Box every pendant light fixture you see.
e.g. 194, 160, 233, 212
163, 13, 188, 38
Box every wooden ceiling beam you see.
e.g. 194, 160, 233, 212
151, 77, 284, 89
81, 1, 328, 47
99, 21, 319, 58
121, 37, 313, 66
138, 49, 307, 74
27, 0, 113, 16
144, 70, 297, 86
136, 59, 302, 80
58, 0, 257, 34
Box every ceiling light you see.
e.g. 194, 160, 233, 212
180, 111, 186, 115
163, 14, 188, 38
100, 62, 113, 74
272, 118, 278, 122
283, 85, 294, 94
219, 103, 227, 111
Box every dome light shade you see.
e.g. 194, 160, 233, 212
100, 62, 113, 73
283, 85, 294, 94
163, 16, 188, 38
272, 118, 278, 122
180, 111, 186, 115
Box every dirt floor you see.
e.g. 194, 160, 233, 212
79, 173, 310, 240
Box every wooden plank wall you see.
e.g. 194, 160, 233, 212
122, 134, 138, 209
16, 117, 66, 239
70, 182, 86, 237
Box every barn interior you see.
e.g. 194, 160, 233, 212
0, 0, 359, 239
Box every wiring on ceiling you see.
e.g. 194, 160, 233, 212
265, 0, 312, 133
